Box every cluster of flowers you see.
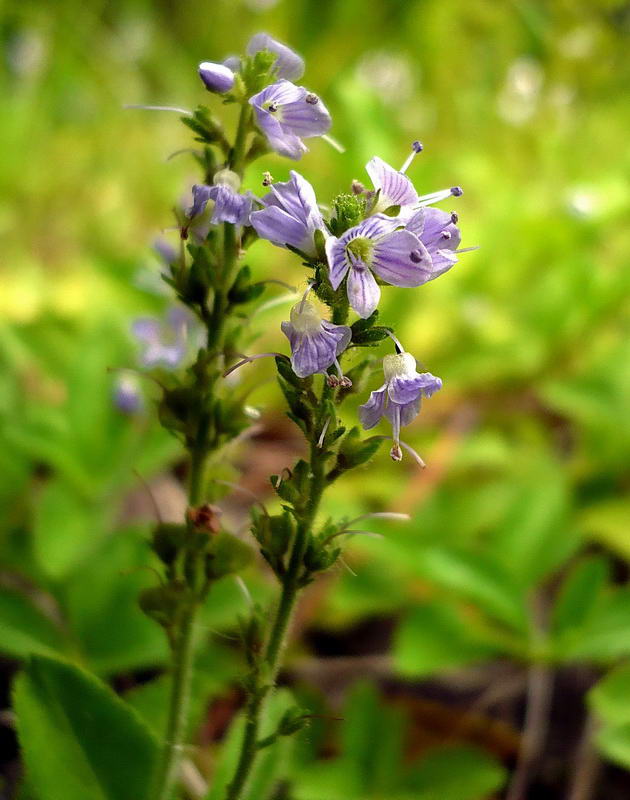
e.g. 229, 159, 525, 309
132, 34, 471, 462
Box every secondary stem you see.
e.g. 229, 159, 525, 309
225, 405, 328, 800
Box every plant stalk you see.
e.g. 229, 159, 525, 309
225, 412, 328, 800
153, 101, 252, 800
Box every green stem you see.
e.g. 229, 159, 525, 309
225, 402, 328, 800
230, 102, 252, 178
153, 603, 198, 800
152, 445, 206, 800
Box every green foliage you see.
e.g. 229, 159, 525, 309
289, 682, 507, 800
13, 655, 158, 800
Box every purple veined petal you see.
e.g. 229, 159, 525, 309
426, 249, 458, 280
366, 156, 418, 208
251, 205, 315, 253
325, 236, 350, 289
250, 80, 305, 110
404, 209, 426, 238
321, 320, 352, 355
167, 306, 190, 330
371, 230, 430, 287
420, 207, 462, 252
208, 185, 252, 226
198, 61, 235, 93
279, 94, 331, 137
388, 371, 442, 404
188, 184, 213, 219
247, 33, 305, 81
347, 214, 400, 244
267, 171, 323, 229
347, 263, 381, 318
359, 386, 387, 429
384, 397, 421, 428
252, 106, 307, 160
289, 327, 340, 378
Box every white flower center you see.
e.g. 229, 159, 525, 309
290, 300, 323, 335
383, 352, 416, 380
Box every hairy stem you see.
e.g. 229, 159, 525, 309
225, 400, 329, 800
153, 102, 252, 800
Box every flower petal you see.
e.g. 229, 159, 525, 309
366, 156, 418, 207
347, 265, 380, 318
251, 206, 314, 253
371, 230, 430, 287
208, 185, 252, 226
198, 61, 235, 93
321, 320, 352, 355
387, 372, 442, 404
325, 236, 350, 289
421, 207, 461, 252
359, 386, 387, 429
384, 398, 421, 427
290, 329, 339, 377
280, 95, 331, 137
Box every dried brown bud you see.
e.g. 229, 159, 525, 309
187, 503, 222, 533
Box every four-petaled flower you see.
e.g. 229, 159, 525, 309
359, 351, 442, 460
325, 215, 429, 318
250, 170, 325, 258
403, 207, 462, 281
249, 80, 331, 161
281, 299, 351, 381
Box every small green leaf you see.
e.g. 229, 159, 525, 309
552, 555, 609, 636
394, 602, 500, 677
13, 655, 158, 800
0, 589, 65, 659
205, 532, 253, 580
589, 663, 630, 728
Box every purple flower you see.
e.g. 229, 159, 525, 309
246, 33, 304, 81
187, 172, 253, 239
359, 351, 442, 460
403, 207, 462, 281
281, 300, 351, 380
198, 61, 235, 94
113, 372, 143, 414
365, 147, 463, 213
250, 170, 325, 257
132, 307, 191, 369
325, 215, 429, 318
249, 80, 331, 161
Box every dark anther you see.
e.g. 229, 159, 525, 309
305, 93, 319, 105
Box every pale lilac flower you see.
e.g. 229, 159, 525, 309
366, 143, 463, 213
187, 171, 253, 240
132, 308, 190, 369
250, 170, 325, 257
249, 80, 331, 161
359, 349, 442, 461
281, 297, 351, 380
113, 371, 143, 414
198, 61, 235, 93
325, 215, 429, 318
403, 207, 462, 281
246, 33, 304, 81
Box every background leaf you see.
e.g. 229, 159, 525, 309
13, 655, 158, 800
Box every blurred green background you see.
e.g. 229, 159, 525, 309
1, 0, 630, 798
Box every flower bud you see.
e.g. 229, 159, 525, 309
198, 61, 235, 93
